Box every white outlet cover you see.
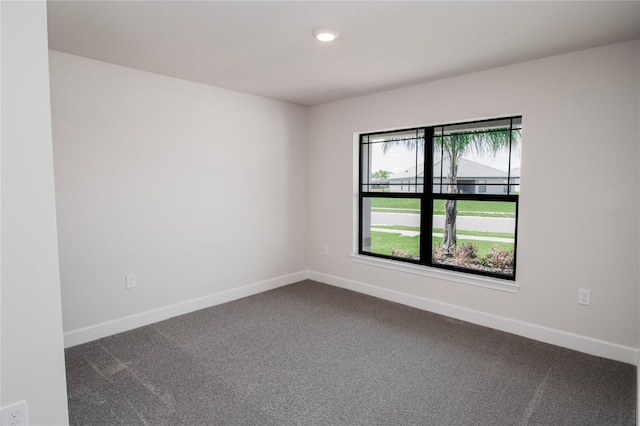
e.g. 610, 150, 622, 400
126, 273, 137, 289
1, 400, 28, 426
578, 288, 591, 305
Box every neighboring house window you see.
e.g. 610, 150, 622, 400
359, 116, 522, 280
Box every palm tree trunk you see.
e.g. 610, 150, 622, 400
442, 199, 457, 253
441, 176, 458, 254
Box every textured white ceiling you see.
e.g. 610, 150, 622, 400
47, 1, 640, 106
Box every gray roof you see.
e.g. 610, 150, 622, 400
389, 163, 425, 180
388, 158, 508, 180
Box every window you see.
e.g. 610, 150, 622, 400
478, 180, 487, 193
359, 117, 521, 280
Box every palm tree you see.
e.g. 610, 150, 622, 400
383, 126, 520, 255
371, 169, 393, 191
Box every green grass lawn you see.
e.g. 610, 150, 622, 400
370, 231, 513, 258
370, 198, 515, 217
370, 232, 421, 259
371, 225, 420, 231
433, 200, 515, 218
432, 228, 514, 239
368, 198, 516, 257
371, 198, 420, 210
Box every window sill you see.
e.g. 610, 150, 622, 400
350, 254, 520, 293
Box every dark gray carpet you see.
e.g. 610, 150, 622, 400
65, 280, 636, 425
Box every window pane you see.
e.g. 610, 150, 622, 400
432, 138, 445, 193
362, 129, 424, 193
431, 199, 516, 278
362, 197, 421, 260
359, 116, 521, 280
433, 119, 518, 195
360, 136, 372, 191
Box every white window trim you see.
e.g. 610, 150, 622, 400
351, 129, 520, 294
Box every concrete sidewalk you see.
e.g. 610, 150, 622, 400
371, 226, 515, 243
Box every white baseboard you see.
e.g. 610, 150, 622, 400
64, 269, 638, 366
63, 270, 309, 348
308, 270, 639, 365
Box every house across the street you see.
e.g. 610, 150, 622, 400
385, 158, 520, 194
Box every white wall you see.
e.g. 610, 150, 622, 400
1, 1, 69, 424
307, 41, 640, 358
49, 51, 307, 339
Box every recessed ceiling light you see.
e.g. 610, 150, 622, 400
313, 29, 339, 42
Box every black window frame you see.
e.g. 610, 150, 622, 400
358, 116, 521, 281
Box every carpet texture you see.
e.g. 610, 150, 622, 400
65, 280, 636, 425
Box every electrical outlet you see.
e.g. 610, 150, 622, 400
323, 245, 329, 256
1, 400, 28, 426
126, 273, 137, 289
578, 288, 591, 306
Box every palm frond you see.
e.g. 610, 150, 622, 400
381, 136, 425, 154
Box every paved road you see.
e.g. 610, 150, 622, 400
371, 212, 515, 233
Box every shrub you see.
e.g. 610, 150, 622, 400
433, 242, 477, 263
432, 242, 513, 273
390, 248, 419, 260
479, 245, 514, 270
454, 242, 478, 261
